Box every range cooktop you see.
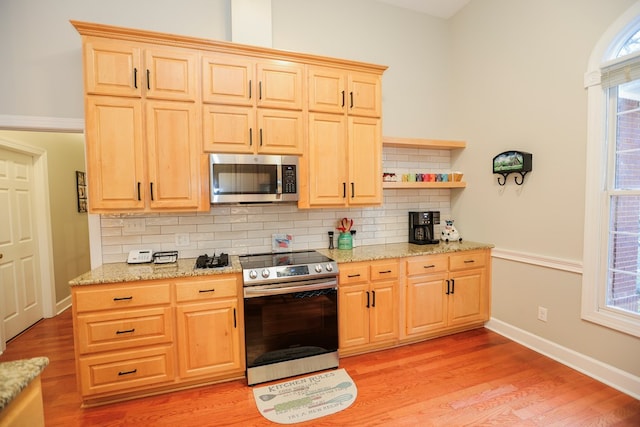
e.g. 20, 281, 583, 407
238, 250, 338, 286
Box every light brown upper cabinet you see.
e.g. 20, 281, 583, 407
80, 35, 205, 213
202, 54, 304, 154
308, 67, 381, 117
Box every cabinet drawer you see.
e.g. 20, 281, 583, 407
175, 275, 239, 302
76, 306, 173, 354
74, 282, 171, 313
406, 255, 448, 276
449, 251, 486, 271
78, 345, 174, 396
339, 263, 370, 284
370, 259, 399, 281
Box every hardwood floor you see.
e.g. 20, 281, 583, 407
1, 309, 639, 426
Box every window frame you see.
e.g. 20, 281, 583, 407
582, 4, 640, 338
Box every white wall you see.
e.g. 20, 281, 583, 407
450, 0, 640, 380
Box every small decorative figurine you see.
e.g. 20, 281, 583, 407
441, 219, 463, 243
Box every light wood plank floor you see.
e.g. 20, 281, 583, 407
1, 309, 639, 426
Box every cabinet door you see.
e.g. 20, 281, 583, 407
85, 96, 145, 211
144, 47, 198, 101
175, 299, 242, 379
257, 61, 304, 110
338, 283, 369, 349
405, 273, 448, 335
369, 280, 398, 343
348, 116, 382, 205
308, 113, 348, 206
308, 67, 346, 114
348, 72, 381, 117
84, 39, 142, 97
447, 268, 488, 327
202, 105, 255, 153
202, 54, 254, 106
256, 109, 304, 154
146, 101, 202, 210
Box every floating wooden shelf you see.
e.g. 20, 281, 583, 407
382, 136, 466, 150
383, 181, 467, 189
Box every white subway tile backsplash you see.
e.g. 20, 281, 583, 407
98, 154, 455, 263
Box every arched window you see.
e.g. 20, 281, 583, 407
583, 4, 640, 337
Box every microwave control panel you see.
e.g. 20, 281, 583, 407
282, 165, 297, 194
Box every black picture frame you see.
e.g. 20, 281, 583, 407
76, 171, 87, 213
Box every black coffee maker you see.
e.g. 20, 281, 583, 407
408, 211, 440, 245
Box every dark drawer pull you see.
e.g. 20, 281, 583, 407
118, 369, 137, 376
116, 328, 135, 335
113, 296, 133, 301
464, 260, 475, 264
378, 270, 392, 274
423, 264, 436, 269
199, 288, 216, 293
347, 274, 361, 278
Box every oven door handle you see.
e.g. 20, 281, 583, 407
244, 280, 337, 298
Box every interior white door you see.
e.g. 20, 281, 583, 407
0, 147, 43, 340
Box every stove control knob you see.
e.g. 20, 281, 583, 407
261, 269, 270, 278
249, 270, 258, 280
325, 263, 334, 272
315, 264, 322, 273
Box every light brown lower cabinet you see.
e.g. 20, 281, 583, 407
71, 274, 244, 406
404, 249, 491, 339
338, 259, 399, 355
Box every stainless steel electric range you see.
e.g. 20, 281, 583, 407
239, 250, 339, 386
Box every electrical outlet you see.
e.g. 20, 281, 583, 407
123, 218, 145, 233
537, 306, 548, 322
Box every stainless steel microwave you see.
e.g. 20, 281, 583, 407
209, 154, 299, 204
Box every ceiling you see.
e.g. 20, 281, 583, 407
376, 0, 471, 19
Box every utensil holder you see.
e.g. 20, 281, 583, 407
337, 232, 353, 250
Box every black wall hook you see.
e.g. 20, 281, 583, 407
493, 151, 532, 186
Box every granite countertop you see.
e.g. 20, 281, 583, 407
69, 241, 493, 286
69, 257, 243, 286
316, 240, 494, 263
0, 356, 49, 410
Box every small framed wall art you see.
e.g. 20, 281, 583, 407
76, 171, 87, 213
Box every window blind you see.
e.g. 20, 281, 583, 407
601, 51, 640, 88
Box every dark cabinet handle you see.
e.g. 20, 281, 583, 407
233, 308, 237, 328
464, 260, 475, 264
137, 182, 141, 201
341, 90, 345, 107
150, 182, 154, 201
445, 280, 450, 295
249, 128, 253, 146
146, 69, 150, 90
260, 128, 263, 146
372, 290, 376, 307
350, 91, 354, 108
366, 291, 370, 308
451, 279, 455, 294
118, 369, 137, 376
379, 270, 392, 274
116, 328, 135, 335
423, 264, 435, 269
198, 288, 215, 293
351, 182, 355, 198
249, 80, 252, 99
134, 68, 138, 89
347, 273, 361, 278
343, 182, 346, 198
113, 296, 133, 301
259, 81, 262, 100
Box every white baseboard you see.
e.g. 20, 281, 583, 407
486, 318, 640, 400
55, 295, 72, 315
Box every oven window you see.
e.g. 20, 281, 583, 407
212, 164, 277, 195
244, 289, 338, 368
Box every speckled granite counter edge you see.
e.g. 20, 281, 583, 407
0, 356, 49, 410
69, 258, 243, 286
69, 242, 493, 286
317, 241, 494, 263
